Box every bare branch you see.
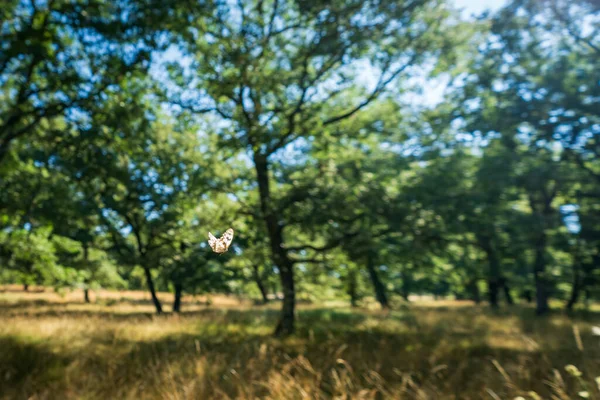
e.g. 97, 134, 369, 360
323, 54, 417, 126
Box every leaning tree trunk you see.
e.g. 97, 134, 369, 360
172, 281, 183, 313
143, 265, 163, 314
252, 265, 269, 304
366, 251, 389, 309
533, 232, 549, 315
254, 154, 295, 336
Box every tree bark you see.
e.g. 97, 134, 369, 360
366, 251, 389, 309
254, 154, 295, 335
252, 265, 269, 304
172, 281, 183, 313
143, 266, 163, 314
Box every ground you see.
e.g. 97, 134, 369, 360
0, 286, 599, 399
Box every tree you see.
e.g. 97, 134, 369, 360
0, 0, 170, 164
164, 0, 460, 335
456, 0, 596, 313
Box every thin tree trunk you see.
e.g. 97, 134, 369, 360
23, 283, 29, 291
143, 266, 163, 314
528, 192, 554, 315
566, 277, 581, 311
252, 265, 269, 304
534, 233, 549, 315
480, 237, 500, 309
502, 280, 514, 305
366, 251, 389, 309
83, 245, 91, 303
172, 281, 183, 313
254, 154, 295, 336
401, 267, 411, 302
566, 245, 582, 311
467, 279, 481, 304
584, 288, 591, 309
348, 269, 358, 307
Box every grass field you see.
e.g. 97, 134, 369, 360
1, 287, 600, 399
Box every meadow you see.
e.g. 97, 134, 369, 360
1, 287, 600, 399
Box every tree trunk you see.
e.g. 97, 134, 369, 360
566, 278, 581, 311
533, 233, 549, 315
480, 237, 501, 309
254, 154, 295, 336
366, 251, 389, 309
143, 266, 163, 314
252, 265, 269, 304
83, 246, 91, 303
347, 269, 358, 307
502, 280, 514, 305
172, 281, 183, 313
401, 268, 411, 302
275, 263, 295, 336
523, 290, 533, 303
23, 283, 29, 291
566, 245, 582, 311
467, 279, 481, 304
584, 288, 591, 309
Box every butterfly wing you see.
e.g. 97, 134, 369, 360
208, 232, 218, 251
221, 228, 234, 250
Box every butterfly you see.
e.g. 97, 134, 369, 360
208, 228, 234, 254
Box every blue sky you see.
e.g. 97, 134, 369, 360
408, 0, 507, 106
454, 0, 506, 16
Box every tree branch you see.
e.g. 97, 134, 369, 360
323, 54, 417, 126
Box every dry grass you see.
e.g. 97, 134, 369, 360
1, 288, 600, 399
